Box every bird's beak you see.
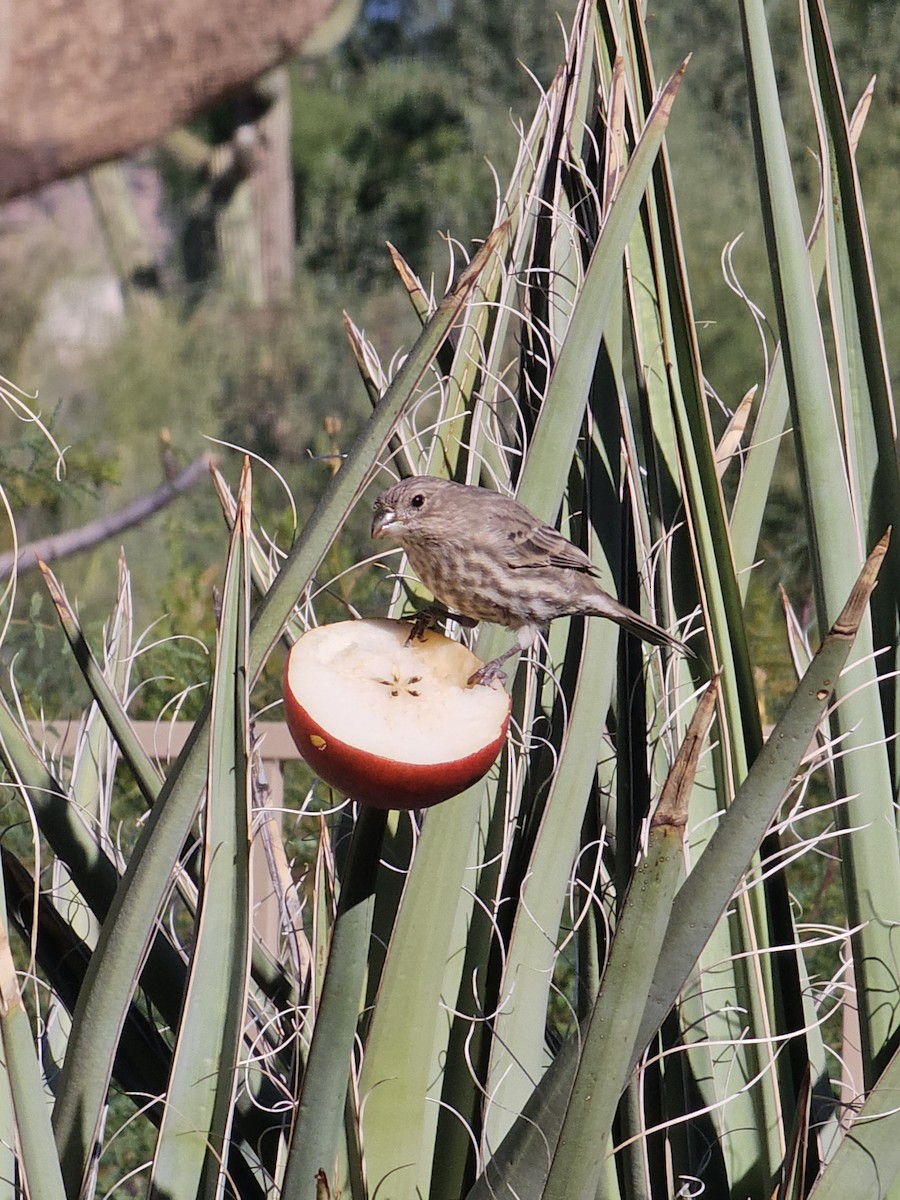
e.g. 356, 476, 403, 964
371, 506, 398, 539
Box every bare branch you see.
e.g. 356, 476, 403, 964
0, 453, 216, 581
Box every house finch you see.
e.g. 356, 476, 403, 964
371, 475, 689, 683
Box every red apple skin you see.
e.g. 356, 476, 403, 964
283, 664, 509, 810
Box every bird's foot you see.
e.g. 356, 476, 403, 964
468, 643, 521, 687
403, 605, 440, 646
404, 605, 477, 647
468, 661, 508, 687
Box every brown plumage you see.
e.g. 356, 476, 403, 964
371, 476, 688, 682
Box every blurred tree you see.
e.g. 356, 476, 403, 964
296, 0, 579, 287
88, 162, 163, 317
160, 70, 297, 307
299, 61, 494, 286
446, 0, 579, 103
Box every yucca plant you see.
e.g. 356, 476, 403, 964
0, 1, 898, 1198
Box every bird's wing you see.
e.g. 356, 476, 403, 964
491, 506, 599, 574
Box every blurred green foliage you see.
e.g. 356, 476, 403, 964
299, 61, 494, 287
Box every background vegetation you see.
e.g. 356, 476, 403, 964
2, 0, 898, 719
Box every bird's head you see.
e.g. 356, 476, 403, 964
371, 476, 457, 543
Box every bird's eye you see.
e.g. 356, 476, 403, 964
410, 493, 426, 509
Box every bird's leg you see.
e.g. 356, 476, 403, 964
467, 643, 521, 687
403, 603, 478, 646
467, 622, 543, 687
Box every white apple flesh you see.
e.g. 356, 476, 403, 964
283, 619, 510, 809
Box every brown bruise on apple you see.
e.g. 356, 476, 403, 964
283, 619, 511, 810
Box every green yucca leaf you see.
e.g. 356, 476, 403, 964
1, 844, 173, 1122
803, 0, 900, 810
64, 555, 133, 948
0, 1046, 13, 1200
39, 562, 164, 806
48, 243, 514, 1177
542, 680, 717, 1200
281, 804, 387, 1199
51, 741, 210, 1189
483, 619, 618, 1147
468, 533, 884, 1198
355, 782, 490, 1200
0, 872, 67, 1200
740, 0, 900, 1078
806, 1041, 900, 1200
805, 0, 899, 568
356, 52, 688, 1200
249, 223, 510, 678
0, 695, 121, 917
635, 531, 889, 1066
466, 680, 717, 1200
44, 238, 508, 1192
728, 79, 871, 594
149, 462, 253, 1200
516, 58, 688, 526
610, 2, 782, 1177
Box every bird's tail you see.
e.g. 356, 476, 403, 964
588, 594, 691, 656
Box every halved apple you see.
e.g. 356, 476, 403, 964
283, 619, 510, 809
